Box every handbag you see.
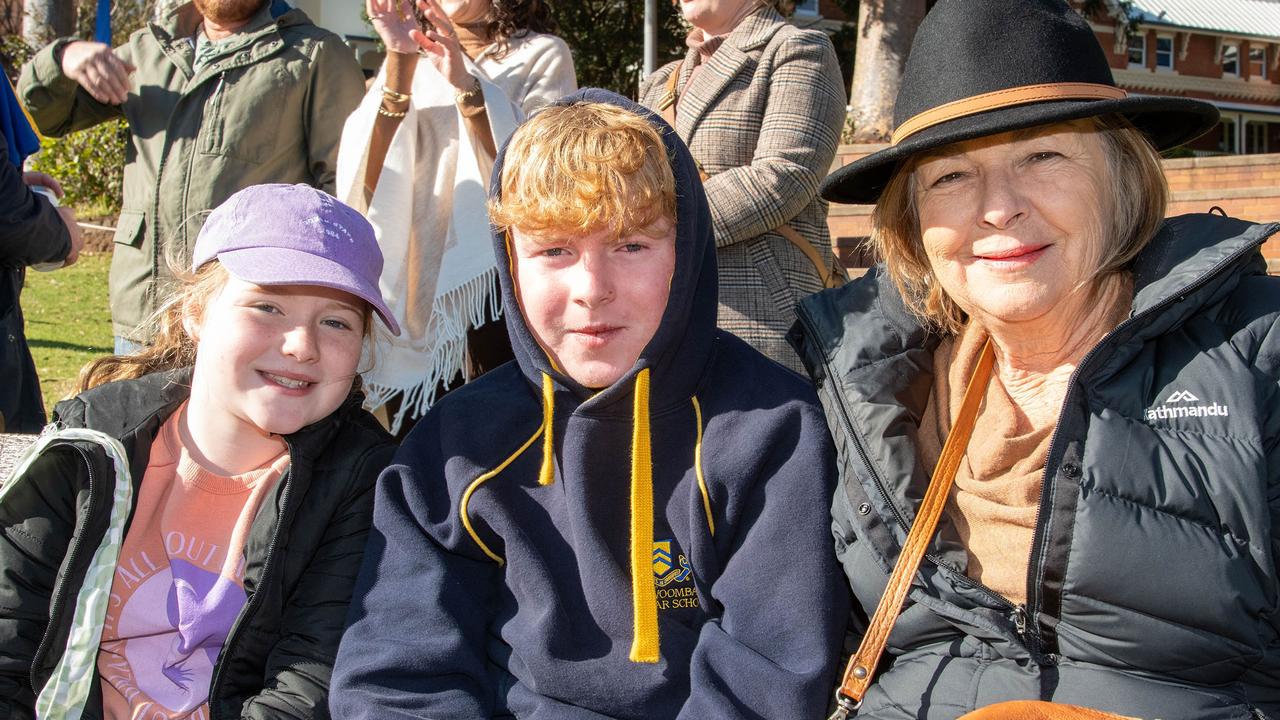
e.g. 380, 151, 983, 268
828, 340, 1130, 720
655, 61, 847, 289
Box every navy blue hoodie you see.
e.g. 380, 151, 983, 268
330, 90, 847, 719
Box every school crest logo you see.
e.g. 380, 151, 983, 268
652, 539, 699, 610
652, 540, 692, 587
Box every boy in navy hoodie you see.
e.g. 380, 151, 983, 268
330, 90, 847, 719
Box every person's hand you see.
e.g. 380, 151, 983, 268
410, 0, 475, 92
56, 206, 82, 267
366, 0, 422, 55
22, 171, 64, 199
60, 40, 136, 105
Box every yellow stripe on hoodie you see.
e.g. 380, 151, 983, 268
539, 373, 556, 486
629, 368, 660, 663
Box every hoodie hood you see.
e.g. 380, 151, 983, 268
486, 88, 718, 663
489, 88, 718, 416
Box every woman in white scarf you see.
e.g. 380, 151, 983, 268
338, 0, 576, 433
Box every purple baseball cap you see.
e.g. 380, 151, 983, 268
193, 184, 400, 336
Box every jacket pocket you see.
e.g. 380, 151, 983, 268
747, 237, 800, 324
113, 211, 145, 248
198, 66, 289, 165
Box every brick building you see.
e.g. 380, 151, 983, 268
789, 0, 853, 31
1086, 0, 1280, 155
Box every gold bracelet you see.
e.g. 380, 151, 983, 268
381, 86, 411, 103
455, 76, 482, 106
377, 106, 408, 119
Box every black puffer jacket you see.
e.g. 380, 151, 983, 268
790, 214, 1280, 718
0, 370, 395, 719
0, 139, 71, 433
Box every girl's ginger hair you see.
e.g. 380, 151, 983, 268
77, 261, 377, 392
77, 262, 228, 392
488, 102, 676, 240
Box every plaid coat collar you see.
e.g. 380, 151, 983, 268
674, 7, 787, 139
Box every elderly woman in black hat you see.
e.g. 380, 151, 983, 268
791, 0, 1280, 717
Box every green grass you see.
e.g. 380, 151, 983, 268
21, 251, 113, 413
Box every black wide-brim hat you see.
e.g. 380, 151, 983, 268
822, 0, 1220, 205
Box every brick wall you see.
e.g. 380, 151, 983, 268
824, 146, 1280, 271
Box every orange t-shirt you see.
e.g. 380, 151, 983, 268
97, 407, 289, 719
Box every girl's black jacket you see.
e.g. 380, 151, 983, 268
0, 369, 396, 719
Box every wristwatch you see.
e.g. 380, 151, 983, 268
455, 75, 483, 107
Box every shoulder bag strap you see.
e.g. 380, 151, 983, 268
829, 339, 996, 719
775, 223, 847, 288
1, 428, 135, 719
656, 59, 684, 130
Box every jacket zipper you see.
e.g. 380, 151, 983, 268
207, 446, 295, 720
796, 311, 912, 534
1023, 225, 1278, 656
29, 444, 99, 691
203, 75, 226, 154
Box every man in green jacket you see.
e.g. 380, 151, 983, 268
18, 0, 366, 350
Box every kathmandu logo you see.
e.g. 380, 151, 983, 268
1145, 389, 1229, 421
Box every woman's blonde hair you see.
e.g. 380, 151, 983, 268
871, 114, 1168, 334
76, 260, 376, 392
489, 102, 676, 240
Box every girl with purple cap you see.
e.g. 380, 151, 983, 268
0, 183, 399, 719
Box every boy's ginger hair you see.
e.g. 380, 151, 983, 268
489, 102, 677, 239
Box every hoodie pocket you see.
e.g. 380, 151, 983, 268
112, 211, 145, 248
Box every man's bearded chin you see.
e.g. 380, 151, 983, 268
194, 0, 264, 24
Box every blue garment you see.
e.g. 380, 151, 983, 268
0, 78, 39, 168
331, 89, 848, 719
93, 0, 111, 44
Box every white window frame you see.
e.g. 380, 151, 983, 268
1222, 42, 1240, 77
793, 0, 820, 16
1155, 34, 1175, 71
1220, 116, 1239, 154
1127, 34, 1146, 69
1245, 121, 1269, 154
1248, 46, 1267, 80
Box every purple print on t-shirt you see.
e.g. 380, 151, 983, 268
117, 559, 246, 712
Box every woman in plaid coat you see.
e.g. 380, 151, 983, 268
639, 0, 846, 373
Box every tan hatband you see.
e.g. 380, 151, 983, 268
890, 82, 1129, 145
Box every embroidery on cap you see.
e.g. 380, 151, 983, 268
302, 215, 355, 244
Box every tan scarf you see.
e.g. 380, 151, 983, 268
919, 323, 1052, 605
454, 21, 493, 61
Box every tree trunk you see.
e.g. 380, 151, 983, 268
847, 0, 926, 143
23, 0, 76, 47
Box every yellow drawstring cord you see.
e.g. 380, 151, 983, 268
629, 368, 660, 663
540, 373, 555, 486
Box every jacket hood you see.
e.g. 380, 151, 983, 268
155, 0, 306, 43
489, 88, 718, 417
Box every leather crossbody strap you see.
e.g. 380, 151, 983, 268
830, 339, 995, 719
654, 60, 846, 288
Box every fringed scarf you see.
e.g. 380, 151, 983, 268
336, 57, 520, 433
